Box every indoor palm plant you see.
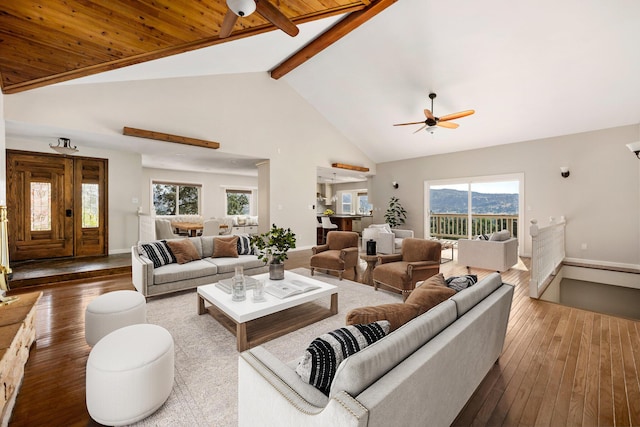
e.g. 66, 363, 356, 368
250, 224, 297, 280
384, 196, 407, 228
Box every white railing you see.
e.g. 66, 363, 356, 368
529, 216, 566, 298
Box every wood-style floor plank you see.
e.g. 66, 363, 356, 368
6, 250, 640, 427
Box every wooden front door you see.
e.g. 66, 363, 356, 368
7, 150, 108, 261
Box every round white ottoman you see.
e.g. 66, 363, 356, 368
86, 324, 174, 426
85, 290, 146, 346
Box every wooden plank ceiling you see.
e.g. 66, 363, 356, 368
0, 0, 392, 94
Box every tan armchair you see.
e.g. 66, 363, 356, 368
310, 231, 359, 280
373, 238, 441, 300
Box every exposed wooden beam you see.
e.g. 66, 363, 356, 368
332, 163, 370, 172
270, 0, 397, 80
122, 127, 220, 149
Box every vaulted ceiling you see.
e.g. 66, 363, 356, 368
3, 0, 640, 173
0, 0, 387, 94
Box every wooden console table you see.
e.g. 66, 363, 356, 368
0, 292, 41, 425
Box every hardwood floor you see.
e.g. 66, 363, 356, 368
6, 250, 640, 426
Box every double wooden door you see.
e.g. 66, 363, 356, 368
7, 150, 108, 261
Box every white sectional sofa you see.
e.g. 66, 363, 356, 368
131, 236, 268, 298
238, 273, 514, 427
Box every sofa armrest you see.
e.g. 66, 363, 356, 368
393, 229, 414, 239
377, 253, 403, 264
312, 244, 329, 254
239, 347, 367, 427
375, 232, 395, 254
131, 246, 153, 296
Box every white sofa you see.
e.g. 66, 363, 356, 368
238, 273, 514, 427
457, 233, 519, 272
361, 224, 414, 254
131, 236, 268, 298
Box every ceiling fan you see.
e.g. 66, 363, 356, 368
219, 0, 299, 39
393, 93, 475, 134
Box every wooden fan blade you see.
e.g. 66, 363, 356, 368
437, 121, 459, 129
413, 124, 428, 134
393, 121, 425, 126
219, 9, 239, 38
256, 0, 299, 37
424, 109, 435, 120
438, 109, 475, 122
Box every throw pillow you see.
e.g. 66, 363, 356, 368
166, 239, 201, 264
236, 234, 253, 255
212, 236, 239, 258
415, 273, 446, 288
139, 240, 176, 268
489, 230, 511, 241
405, 283, 456, 315
445, 275, 478, 292
346, 303, 421, 332
296, 320, 390, 396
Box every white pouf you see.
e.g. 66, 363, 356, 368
85, 290, 146, 346
86, 324, 174, 426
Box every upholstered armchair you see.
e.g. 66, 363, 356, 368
373, 238, 441, 300
310, 231, 359, 280
361, 224, 414, 254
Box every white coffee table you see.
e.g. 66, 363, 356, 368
197, 271, 338, 351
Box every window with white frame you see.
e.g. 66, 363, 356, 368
341, 193, 353, 214
152, 181, 201, 215
226, 189, 253, 215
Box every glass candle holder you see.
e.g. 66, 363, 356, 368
231, 265, 246, 302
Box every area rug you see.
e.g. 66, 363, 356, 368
132, 268, 402, 426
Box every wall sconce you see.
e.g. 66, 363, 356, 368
626, 141, 640, 159
392, 181, 399, 189
560, 167, 570, 178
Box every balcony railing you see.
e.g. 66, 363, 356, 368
430, 213, 518, 240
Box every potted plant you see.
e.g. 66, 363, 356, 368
384, 196, 407, 228
250, 224, 297, 280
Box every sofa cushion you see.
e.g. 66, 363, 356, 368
330, 300, 457, 399
166, 239, 201, 264
296, 321, 390, 396
187, 236, 204, 258
205, 255, 265, 273
139, 241, 176, 268
152, 259, 218, 285
405, 284, 456, 315
200, 236, 215, 258
213, 236, 239, 258
346, 303, 421, 332
450, 272, 503, 316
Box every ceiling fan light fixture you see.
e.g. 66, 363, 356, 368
227, 0, 256, 17
425, 126, 437, 134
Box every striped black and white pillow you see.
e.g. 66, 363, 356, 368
139, 240, 177, 268
237, 234, 253, 255
296, 320, 390, 395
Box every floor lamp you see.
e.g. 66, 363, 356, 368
0, 206, 18, 305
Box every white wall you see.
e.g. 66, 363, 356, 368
3, 72, 375, 248
141, 167, 258, 218
373, 124, 640, 268
5, 136, 142, 254
0, 92, 5, 205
